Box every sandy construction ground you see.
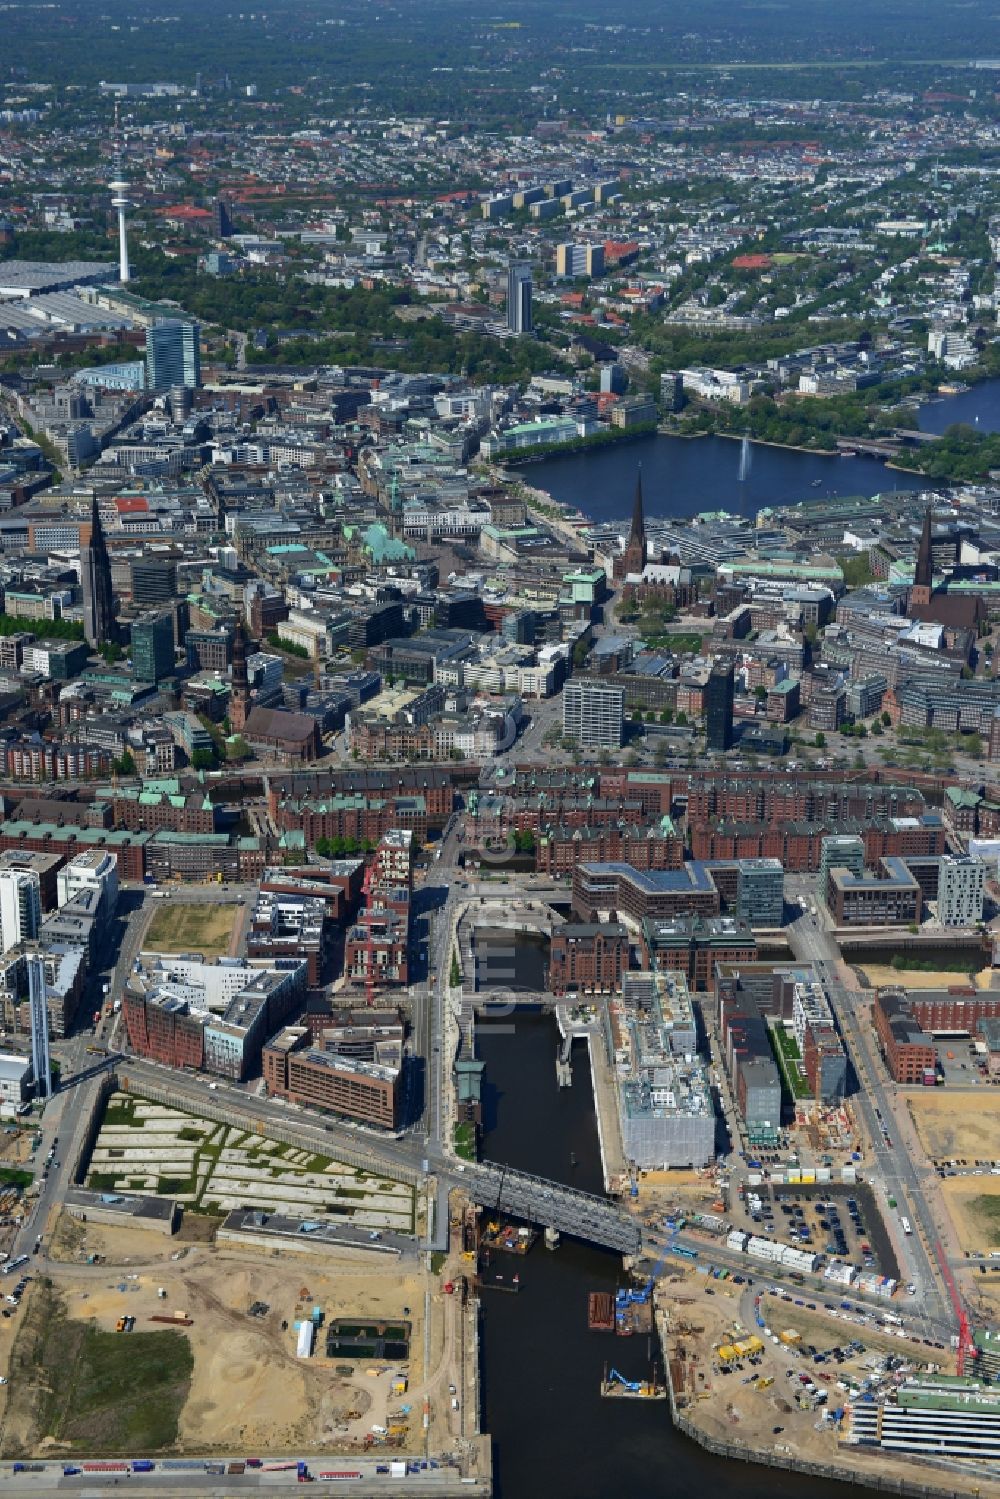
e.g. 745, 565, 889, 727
938, 1175, 1000, 1255
965, 1272, 1000, 1325
9, 1212, 461, 1457
657, 1270, 952, 1476
906, 1091, 1000, 1163
861, 965, 985, 990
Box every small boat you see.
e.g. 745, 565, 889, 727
811, 479, 822, 486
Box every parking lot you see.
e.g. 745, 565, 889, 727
934, 1036, 993, 1088
732, 1183, 898, 1282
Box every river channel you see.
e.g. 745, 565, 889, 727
474, 1004, 860, 1499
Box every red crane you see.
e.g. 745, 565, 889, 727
933, 1237, 974, 1375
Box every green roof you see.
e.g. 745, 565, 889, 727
363, 523, 414, 565
0, 820, 149, 847
149, 830, 231, 846
506, 418, 575, 437
726, 560, 842, 583
897, 1381, 1000, 1414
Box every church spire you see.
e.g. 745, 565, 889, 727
915, 505, 933, 590
82, 492, 115, 648
230, 616, 250, 732
629, 465, 645, 548
614, 464, 649, 581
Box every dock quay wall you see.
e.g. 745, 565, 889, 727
659, 1314, 981, 1499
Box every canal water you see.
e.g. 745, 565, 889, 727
475, 1006, 859, 1499
526, 376, 1000, 524
474, 927, 548, 995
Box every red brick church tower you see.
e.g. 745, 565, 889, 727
229, 617, 250, 732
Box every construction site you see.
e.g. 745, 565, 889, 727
0, 1202, 489, 1481
650, 1261, 998, 1498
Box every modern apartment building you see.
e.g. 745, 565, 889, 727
937, 855, 986, 927
0, 869, 41, 955
131, 610, 175, 684
555, 243, 605, 279
562, 679, 624, 749
56, 849, 119, 924
263, 1023, 399, 1128
826, 857, 921, 926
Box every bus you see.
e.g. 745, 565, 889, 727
900, 1216, 913, 1235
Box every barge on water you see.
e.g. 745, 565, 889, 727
601, 1366, 667, 1400
588, 1292, 615, 1331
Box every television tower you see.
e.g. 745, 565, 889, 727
110, 104, 131, 284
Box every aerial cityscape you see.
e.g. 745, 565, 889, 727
2, 0, 1000, 1493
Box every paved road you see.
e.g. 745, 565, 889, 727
640, 1228, 955, 1345
0, 1457, 476, 1496
785, 909, 956, 1337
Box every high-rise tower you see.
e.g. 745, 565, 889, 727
506, 260, 533, 334
81, 494, 116, 649
109, 105, 131, 285
27, 955, 51, 1101
706, 661, 735, 754
145, 319, 201, 392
